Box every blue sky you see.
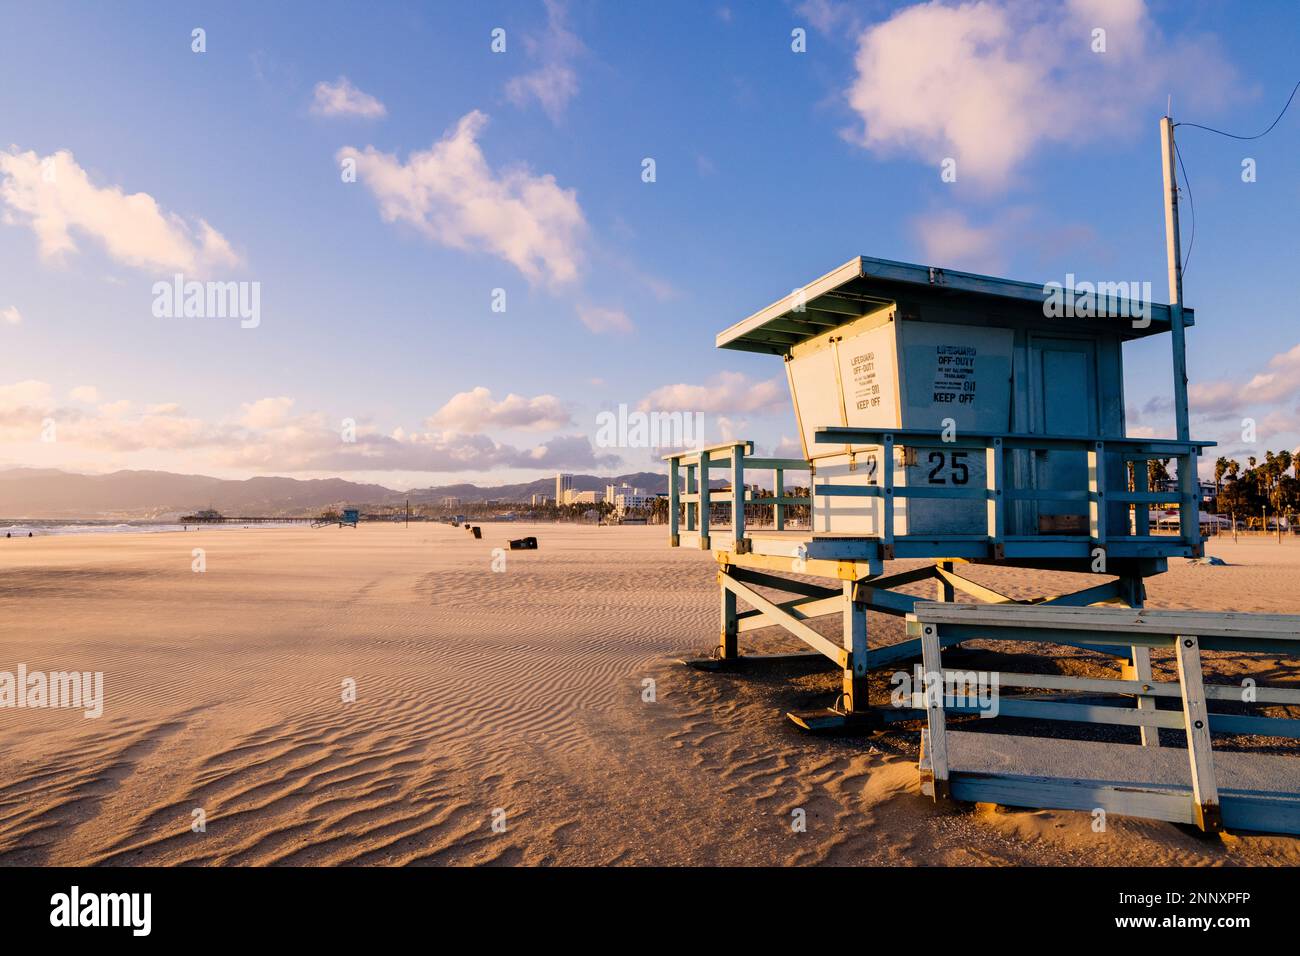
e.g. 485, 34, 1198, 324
1, 0, 1297, 488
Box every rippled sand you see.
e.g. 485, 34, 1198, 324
1, 524, 1297, 866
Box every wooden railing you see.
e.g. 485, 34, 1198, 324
666, 429, 1215, 558
664, 441, 811, 550
813, 427, 1214, 557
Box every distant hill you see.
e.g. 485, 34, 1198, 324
0, 467, 693, 518
0, 468, 398, 518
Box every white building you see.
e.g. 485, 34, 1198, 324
614, 492, 655, 515
555, 473, 574, 505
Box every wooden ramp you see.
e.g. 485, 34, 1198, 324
923, 731, 1300, 835
910, 602, 1300, 835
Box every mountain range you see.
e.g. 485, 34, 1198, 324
0, 467, 675, 518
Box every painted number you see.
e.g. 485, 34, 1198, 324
925, 451, 970, 485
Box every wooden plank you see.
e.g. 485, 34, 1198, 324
918, 620, 949, 800
736, 595, 842, 632
993, 697, 1184, 729
908, 602, 1300, 641
1175, 635, 1221, 831
721, 574, 847, 667
949, 773, 1197, 826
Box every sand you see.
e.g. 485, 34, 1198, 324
0, 523, 1298, 866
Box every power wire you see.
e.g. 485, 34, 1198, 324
1169, 80, 1299, 278
1174, 80, 1300, 140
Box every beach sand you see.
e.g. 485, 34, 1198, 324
1, 523, 1298, 866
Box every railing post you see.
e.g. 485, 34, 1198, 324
731, 443, 746, 551
774, 467, 785, 531
1088, 441, 1106, 547
698, 450, 712, 550
668, 456, 680, 547
1133, 455, 1149, 537
1175, 635, 1221, 831
986, 437, 1004, 560
719, 567, 739, 660
881, 434, 895, 560
1178, 449, 1202, 554
919, 620, 949, 801
685, 461, 697, 533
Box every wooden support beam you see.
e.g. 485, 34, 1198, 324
728, 565, 839, 600
937, 560, 955, 603
1175, 635, 1221, 832
842, 580, 869, 713
720, 572, 848, 667
720, 571, 738, 661
736, 595, 842, 632
936, 565, 1019, 605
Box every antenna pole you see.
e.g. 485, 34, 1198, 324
1160, 114, 1201, 550
1160, 114, 1190, 443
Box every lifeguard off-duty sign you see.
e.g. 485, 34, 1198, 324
786, 305, 1013, 536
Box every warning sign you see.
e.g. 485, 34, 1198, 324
931, 344, 978, 407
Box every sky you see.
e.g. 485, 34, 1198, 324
1, 0, 1297, 489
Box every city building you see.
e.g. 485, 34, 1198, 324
555, 473, 574, 505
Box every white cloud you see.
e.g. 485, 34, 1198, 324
339, 111, 587, 285
0, 147, 240, 274
639, 371, 787, 416
910, 207, 1032, 273
239, 396, 296, 429
844, 0, 1237, 187
1, 305, 20, 325
576, 305, 633, 335
426, 387, 572, 432
1190, 343, 1300, 416
0, 380, 613, 475
310, 76, 388, 119
505, 0, 583, 122
69, 385, 99, 403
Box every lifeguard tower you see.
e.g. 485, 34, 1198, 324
667, 254, 1209, 717
664, 119, 1300, 835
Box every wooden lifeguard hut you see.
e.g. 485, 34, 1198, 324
666, 117, 1300, 835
